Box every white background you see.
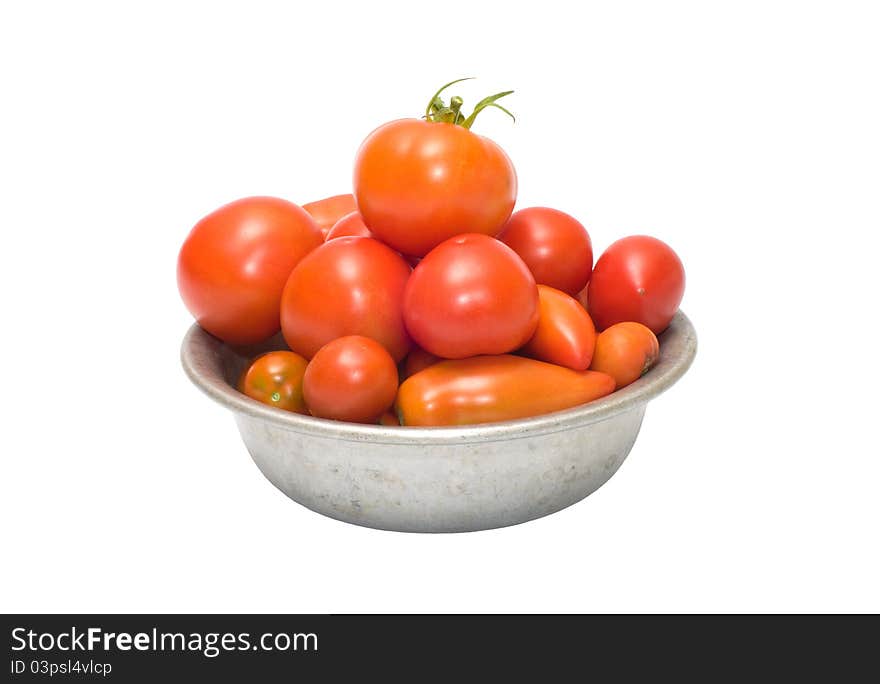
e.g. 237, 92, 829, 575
1, 0, 878, 613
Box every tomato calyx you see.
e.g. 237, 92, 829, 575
424, 78, 515, 130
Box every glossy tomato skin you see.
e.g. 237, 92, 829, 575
177, 196, 323, 345
354, 119, 517, 256
303, 336, 398, 423
325, 211, 374, 241
396, 355, 615, 427
587, 235, 685, 333
302, 193, 358, 239
498, 207, 593, 295
590, 321, 660, 389
238, 351, 309, 414
281, 237, 412, 361
520, 285, 597, 370
403, 234, 539, 359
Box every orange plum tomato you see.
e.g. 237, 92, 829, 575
520, 285, 597, 370
590, 321, 660, 389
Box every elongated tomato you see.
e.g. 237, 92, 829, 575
396, 355, 615, 426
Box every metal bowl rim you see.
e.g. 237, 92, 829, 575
181, 310, 697, 445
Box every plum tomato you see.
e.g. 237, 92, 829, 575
177, 196, 323, 345
325, 211, 374, 241
301, 193, 358, 239
396, 355, 615, 427
587, 235, 685, 333
520, 285, 597, 370
238, 351, 309, 414
303, 335, 399, 424
280, 236, 412, 361
497, 207, 593, 295
353, 81, 517, 256
403, 233, 539, 359
589, 322, 660, 389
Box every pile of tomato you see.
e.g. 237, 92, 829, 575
177, 81, 685, 427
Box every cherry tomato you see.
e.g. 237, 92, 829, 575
587, 235, 685, 333
403, 347, 441, 378
325, 211, 373, 241
238, 351, 309, 414
590, 322, 660, 389
497, 207, 593, 295
303, 336, 398, 423
177, 196, 322, 345
396, 355, 615, 426
520, 285, 597, 370
302, 193, 358, 239
403, 234, 539, 359
281, 237, 412, 361
354, 119, 516, 256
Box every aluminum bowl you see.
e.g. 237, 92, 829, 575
181, 311, 697, 533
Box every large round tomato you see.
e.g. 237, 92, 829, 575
303, 336, 398, 424
280, 236, 412, 361
301, 193, 358, 239
497, 207, 593, 295
353, 119, 517, 256
177, 196, 322, 345
403, 233, 539, 359
587, 235, 685, 333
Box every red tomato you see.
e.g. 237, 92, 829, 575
403, 347, 441, 378
520, 285, 597, 370
325, 212, 374, 241
403, 233, 539, 359
238, 351, 309, 414
280, 237, 412, 361
177, 196, 322, 345
497, 207, 593, 295
302, 193, 358, 239
588, 235, 685, 333
303, 336, 398, 423
354, 119, 516, 256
